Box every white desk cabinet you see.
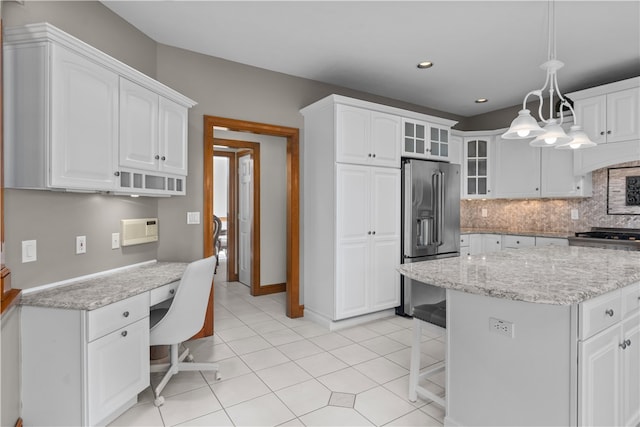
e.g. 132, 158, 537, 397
21, 293, 150, 426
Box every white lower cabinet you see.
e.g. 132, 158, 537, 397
579, 289, 640, 427
480, 234, 502, 253
335, 164, 400, 319
21, 294, 150, 426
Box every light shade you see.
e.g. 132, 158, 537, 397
502, 109, 545, 139
529, 119, 572, 147
555, 125, 597, 149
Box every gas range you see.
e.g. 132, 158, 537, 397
568, 227, 640, 251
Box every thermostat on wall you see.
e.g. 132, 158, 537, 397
121, 218, 159, 246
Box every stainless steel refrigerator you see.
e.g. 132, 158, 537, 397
398, 158, 460, 317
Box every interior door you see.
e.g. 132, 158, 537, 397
238, 153, 253, 286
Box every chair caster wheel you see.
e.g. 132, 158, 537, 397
186, 354, 194, 362
154, 396, 165, 407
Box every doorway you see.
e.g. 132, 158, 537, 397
204, 116, 303, 319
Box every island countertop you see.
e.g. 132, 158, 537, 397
398, 246, 640, 305
20, 261, 188, 311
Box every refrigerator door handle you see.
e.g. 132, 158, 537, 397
435, 171, 445, 246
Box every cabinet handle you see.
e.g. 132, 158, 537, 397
619, 339, 630, 349
600, 131, 605, 135
368, 153, 372, 157
155, 155, 160, 160
535, 187, 539, 191
161, 156, 166, 161
114, 171, 120, 177
577, 186, 581, 190
496, 241, 500, 244
372, 231, 376, 235
121, 330, 128, 337
607, 130, 611, 134
123, 311, 130, 318
516, 241, 520, 244
487, 189, 491, 193
367, 231, 371, 235
625, 339, 632, 347
169, 289, 175, 295
605, 309, 614, 317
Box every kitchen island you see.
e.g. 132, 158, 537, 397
398, 245, 640, 426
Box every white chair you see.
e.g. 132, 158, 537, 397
408, 300, 446, 408
149, 256, 221, 406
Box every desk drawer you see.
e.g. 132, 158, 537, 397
87, 293, 148, 342
579, 290, 622, 341
622, 282, 640, 318
149, 281, 179, 306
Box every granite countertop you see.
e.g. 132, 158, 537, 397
20, 262, 188, 311
398, 246, 640, 305
460, 228, 570, 238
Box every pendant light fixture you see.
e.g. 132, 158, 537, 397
502, 0, 596, 149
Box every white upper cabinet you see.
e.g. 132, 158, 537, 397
569, 77, 640, 145
493, 136, 541, 198
402, 119, 453, 161
575, 88, 640, 144
50, 45, 120, 191
120, 79, 160, 172
462, 136, 493, 198
541, 148, 592, 198
120, 79, 189, 176
336, 105, 400, 168
3, 23, 196, 196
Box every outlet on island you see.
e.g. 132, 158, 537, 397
489, 317, 514, 338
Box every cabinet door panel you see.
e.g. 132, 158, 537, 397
120, 78, 159, 171
579, 326, 622, 427
622, 312, 640, 426
50, 45, 119, 190
335, 165, 370, 319
370, 168, 400, 238
576, 96, 606, 145
336, 105, 370, 165
493, 137, 540, 198
370, 238, 400, 311
608, 89, 640, 143
159, 97, 188, 175
541, 148, 589, 197
87, 318, 149, 425
371, 112, 400, 167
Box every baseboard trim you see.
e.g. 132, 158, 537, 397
252, 282, 286, 296
305, 308, 397, 331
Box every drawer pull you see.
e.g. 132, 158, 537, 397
620, 339, 630, 349
605, 309, 614, 317
123, 311, 130, 318
121, 330, 128, 337
169, 289, 175, 295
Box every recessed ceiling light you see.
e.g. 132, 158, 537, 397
417, 61, 433, 69
475, 98, 489, 103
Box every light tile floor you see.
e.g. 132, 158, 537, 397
109, 259, 445, 426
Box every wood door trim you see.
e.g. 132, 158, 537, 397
204, 116, 303, 320
212, 150, 238, 281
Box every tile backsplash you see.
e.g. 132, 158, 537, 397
461, 160, 640, 234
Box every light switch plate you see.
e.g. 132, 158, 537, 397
187, 211, 201, 225
76, 236, 87, 254
22, 240, 37, 263
112, 233, 120, 249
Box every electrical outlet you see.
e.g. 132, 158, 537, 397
187, 211, 201, 225
482, 208, 488, 218
489, 317, 514, 338
111, 233, 120, 249
76, 236, 87, 254
571, 209, 579, 220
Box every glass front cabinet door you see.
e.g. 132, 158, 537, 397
464, 137, 492, 198
402, 119, 451, 161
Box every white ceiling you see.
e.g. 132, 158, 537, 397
101, 1, 640, 117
